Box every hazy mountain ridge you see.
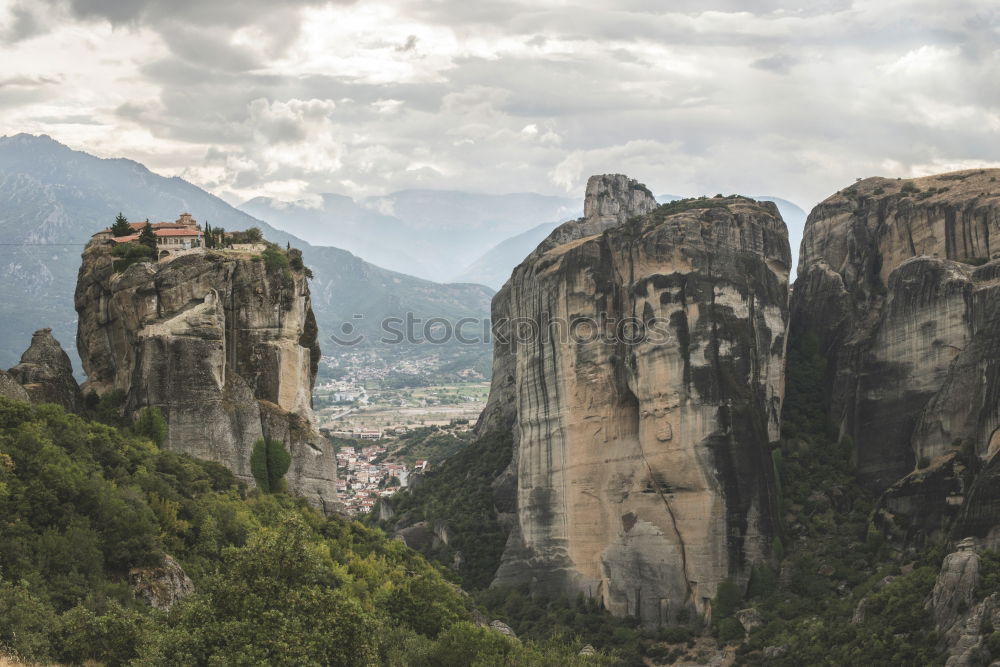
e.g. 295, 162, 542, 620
450, 221, 561, 289
446, 193, 806, 291
239, 190, 580, 283
0, 134, 493, 369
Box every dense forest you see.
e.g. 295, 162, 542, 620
0, 397, 605, 666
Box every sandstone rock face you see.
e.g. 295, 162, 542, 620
791, 170, 1000, 491
925, 539, 1000, 666
927, 538, 981, 636
75, 243, 337, 511
8, 328, 82, 412
874, 451, 968, 547
482, 175, 789, 625
0, 369, 29, 402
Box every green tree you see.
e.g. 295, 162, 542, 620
134, 407, 167, 447
250, 438, 291, 493
110, 212, 131, 237
138, 221, 157, 252
138, 516, 380, 666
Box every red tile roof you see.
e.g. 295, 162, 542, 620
98, 221, 197, 234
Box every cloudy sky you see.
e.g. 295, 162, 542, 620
0, 0, 997, 209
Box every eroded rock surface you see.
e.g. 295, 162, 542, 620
481, 175, 789, 624
791, 170, 1000, 492
8, 328, 82, 412
925, 538, 1000, 666
0, 369, 29, 402
75, 243, 337, 511
129, 554, 194, 610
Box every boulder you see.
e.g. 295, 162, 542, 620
128, 554, 194, 610
489, 620, 518, 640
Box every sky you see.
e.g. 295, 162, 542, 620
0, 0, 997, 211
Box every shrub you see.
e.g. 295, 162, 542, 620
717, 617, 745, 644
250, 438, 291, 493
134, 407, 167, 447
713, 581, 742, 621
138, 222, 157, 252
262, 245, 289, 273
228, 227, 263, 244
288, 248, 313, 278
111, 242, 155, 272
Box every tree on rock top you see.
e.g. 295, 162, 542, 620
138, 221, 157, 252
111, 212, 131, 237
251, 438, 291, 493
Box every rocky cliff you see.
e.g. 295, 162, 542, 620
924, 538, 1000, 666
480, 175, 790, 625
7, 328, 82, 411
790, 169, 1000, 540
75, 243, 337, 511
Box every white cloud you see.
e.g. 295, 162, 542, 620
0, 0, 996, 210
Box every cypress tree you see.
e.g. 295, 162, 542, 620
111, 212, 131, 237
250, 438, 291, 493
138, 221, 157, 252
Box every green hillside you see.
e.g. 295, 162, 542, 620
0, 397, 601, 666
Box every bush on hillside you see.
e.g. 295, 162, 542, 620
250, 438, 291, 493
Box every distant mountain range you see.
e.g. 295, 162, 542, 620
0, 134, 811, 370
450, 221, 561, 290
239, 191, 580, 284
449, 194, 807, 290
453, 197, 686, 290
0, 134, 493, 370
